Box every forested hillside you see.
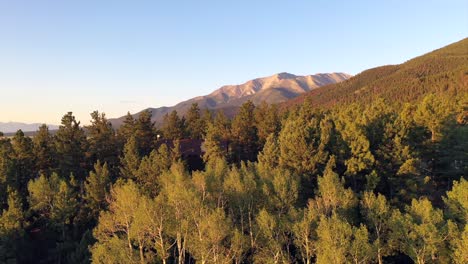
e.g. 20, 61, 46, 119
286, 38, 468, 109
0, 40, 467, 264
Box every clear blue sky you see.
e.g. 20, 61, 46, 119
0, 0, 466, 125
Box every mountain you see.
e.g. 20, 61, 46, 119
285, 38, 468, 109
0, 122, 59, 134
111, 72, 350, 126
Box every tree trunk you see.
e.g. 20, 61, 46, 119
177, 232, 183, 264
139, 244, 145, 264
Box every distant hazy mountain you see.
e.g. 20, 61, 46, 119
0, 122, 59, 134
111, 72, 351, 126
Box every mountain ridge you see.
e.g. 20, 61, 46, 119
110, 72, 351, 127
0, 122, 59, 134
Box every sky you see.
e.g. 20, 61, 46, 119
0, 0, 467, 125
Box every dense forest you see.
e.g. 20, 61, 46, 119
1, 40, 467, 264
0, 91, 467, 264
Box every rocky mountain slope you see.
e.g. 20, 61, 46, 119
111, 72, 350, 126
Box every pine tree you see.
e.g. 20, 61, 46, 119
134, 109, 156, 156
0, 188, 26, 263
203, 122, 226, 163
84, 161, 111, 218
231, 101, 259, 162
135, 144, 172, 196
161, 110, 185, 140
257, 133, 280, 172
55, 112, 88, 179
185, 103, 205, 139
86, 111, 118, 168
11, 129, 36, 194
0, 139, 14, 205
254, 102, 281, 147
117, 112, 136, 144
33, 124, 57, 174
119, 136, 141, 180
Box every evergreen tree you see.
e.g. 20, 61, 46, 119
257, 133, 280, 172
278, 108, 329, 178
0, 188, 26, 263
119, 136, 141, 180
203, 122, 227, 163
33, 124, 57, 174
55, 112, 88, 179
185, 103, 205, 139
254, 102, 281, 147
135, 144, 172, 196
161, 110, 185, 140
231, 101, 259, 162
134, 109, 156, 156
117, 112, 136, 144
86, 111, 119, 168
84, 161, 111, 219
0, 139, 14, 205
11, 129, 36, 194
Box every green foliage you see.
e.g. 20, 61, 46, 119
134, 109, 156, 156
314, 156, 357, 218
11, 130, 36, 193
185, 103, 205, 139
84, 161, 111, 218
1, 39, 467, 263
414, 94, 453, 142
86, 111, 119, 168
0, 188, 26, 263
390, 198, 448, 264
452, 225, 468, 264
254, 102, 281, 146
316, 216, 374, 264
33, 124, 57, 174
231, 101, 259, 161
360, 191, 395, 263
288, 38, 468, 110
55, 112, 88, 179
161, 110, 185, 140
119, 136, 140, 180
443, 177, 468, 224
135, 144, 172, 196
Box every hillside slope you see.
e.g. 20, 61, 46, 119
286, 38, 468, 108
